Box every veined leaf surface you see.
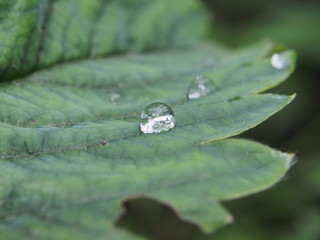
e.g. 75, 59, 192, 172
0, 1, 296, 239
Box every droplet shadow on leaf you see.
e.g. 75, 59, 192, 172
115, 197, 205, 240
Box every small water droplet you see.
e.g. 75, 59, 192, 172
271, 53, 287, 69
110, 93, 120, 104
140, 102, 176, 134
187, 75, 216, 100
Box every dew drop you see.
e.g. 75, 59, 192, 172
271, 53, 287, 69
188, 75, 216, 100
110, 93, 120, 104
140, 102, 176, 134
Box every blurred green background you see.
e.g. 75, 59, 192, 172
201, 0, 320, 239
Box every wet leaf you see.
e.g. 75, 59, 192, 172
0, 1, 296, 239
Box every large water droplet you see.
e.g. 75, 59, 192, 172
271, 53, 287, 69
140, 102, 176, 134
188, 75, 216, 99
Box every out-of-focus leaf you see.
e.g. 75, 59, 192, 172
0, 0, 206, 81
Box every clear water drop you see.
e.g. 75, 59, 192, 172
271, 53, 287, 69
110, 93, 120, 104
188, 75, 216, 99
140, 102, 176, 134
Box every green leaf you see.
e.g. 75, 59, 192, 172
0, 1, 296, 239
0, 0, 206, 81
0, 42, 296, 239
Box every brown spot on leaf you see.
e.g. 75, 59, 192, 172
100, 140, 107, 146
